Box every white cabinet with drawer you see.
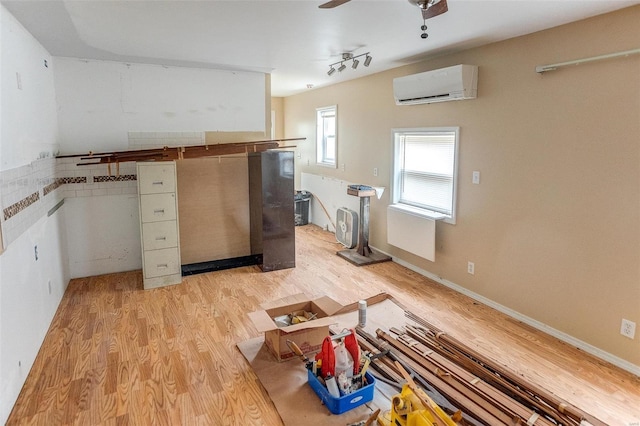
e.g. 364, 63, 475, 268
137, 161, 182, 289
140, 193, 178, 223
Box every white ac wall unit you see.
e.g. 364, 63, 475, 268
336, 208, 358, 249
393, 64, 478, 105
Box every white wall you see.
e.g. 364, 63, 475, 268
300, 172, 360, 232
64, 195, 141, 278
54, 58, 266, 154
0, 6, 69, 423
0, 209, 69, 423
0, 6, 59, 171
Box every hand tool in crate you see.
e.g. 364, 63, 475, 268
287, 330, 377, 415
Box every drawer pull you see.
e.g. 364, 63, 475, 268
153, 209, 165, 214
152, 181, 164, 186
155, 236, 167, 241
157, 263, 168, 269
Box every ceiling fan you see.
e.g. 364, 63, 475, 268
319, 0, 448, 17
319, 0, 448, 38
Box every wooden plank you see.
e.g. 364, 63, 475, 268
372, 331, 516, 425
59, 139, 303, 163
403, 326, 576, 426
404, 313, 607, 426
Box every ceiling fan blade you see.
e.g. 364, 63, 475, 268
422, 0, 448, 20
319, 0, 351, 9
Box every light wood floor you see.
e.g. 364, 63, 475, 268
7, 225, 640, 425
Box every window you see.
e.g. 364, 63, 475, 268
391, 128, 459, 224
316, 106, 337, 167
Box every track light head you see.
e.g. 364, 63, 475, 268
327, 52, 371, 76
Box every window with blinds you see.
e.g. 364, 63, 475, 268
392, 128, 459, 222
316, 106, 337, 167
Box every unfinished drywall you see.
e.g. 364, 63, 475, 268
53, 58, 266, 154
285, 6, 640, 370
176, 157, 251, 264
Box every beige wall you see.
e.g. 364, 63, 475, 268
271, 97, 285, 140
283, 6, 640, 368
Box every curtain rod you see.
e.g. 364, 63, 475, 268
535, 48, 640, 73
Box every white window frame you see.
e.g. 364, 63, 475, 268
316, 105, 337, 168
390, 127, 460, 225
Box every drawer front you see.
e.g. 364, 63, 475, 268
144, 248, 181, 279
138, 163, 176, 194
140, 193, 177, 223
142, 221, 178, 250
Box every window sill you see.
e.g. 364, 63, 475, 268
316, 161, 337, 169
388, 204, 451, 223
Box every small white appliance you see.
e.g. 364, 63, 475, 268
335, 208, 358, 249
393, 64, 478, 105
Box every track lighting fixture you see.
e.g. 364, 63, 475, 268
327, 52, 372, 76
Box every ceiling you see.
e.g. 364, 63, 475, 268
3, 0, 638, 97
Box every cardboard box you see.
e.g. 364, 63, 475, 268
248, 294, 342, 362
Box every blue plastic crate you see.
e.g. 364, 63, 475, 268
307, 369, 375, 414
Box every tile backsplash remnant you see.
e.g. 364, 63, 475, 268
3, 192, 40, 220
0, 157, 139, 249
128, 131, 204, 149
0, 157, 60, 247
42, 179, 64, 196
94, 174, 136, 183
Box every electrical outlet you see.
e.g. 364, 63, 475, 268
472, 171, 480, 184
373, 167, 378, 177
34, 245, 38, 261
341, 163, 345, 172
467, 261, 475, 275
620, 319, 636, 339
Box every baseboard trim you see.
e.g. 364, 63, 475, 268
370, 246, 640, 377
